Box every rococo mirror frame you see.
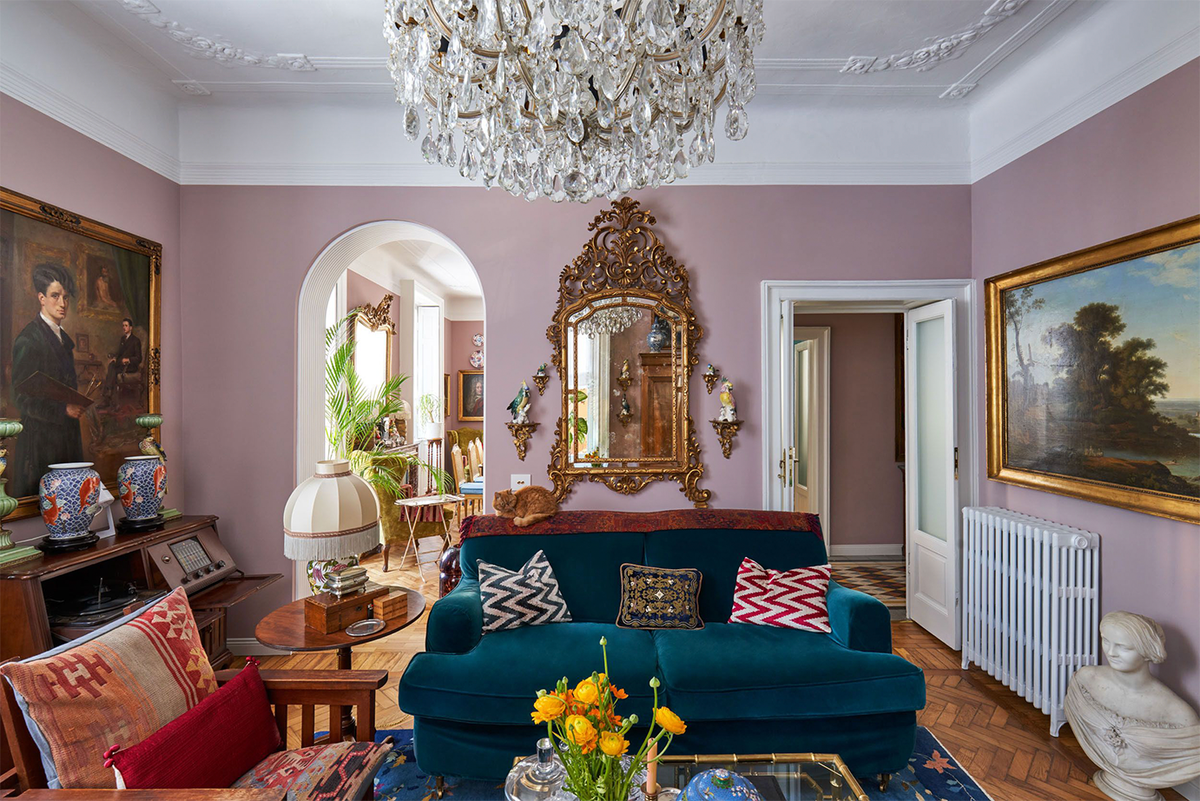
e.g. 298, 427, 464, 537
546, 198, 710, 507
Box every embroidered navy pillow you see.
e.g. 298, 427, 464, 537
616, 564, 703, 630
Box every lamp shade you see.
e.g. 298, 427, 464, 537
283, 460, 379, 562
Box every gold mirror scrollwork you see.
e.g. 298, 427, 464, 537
547, 199, 710, 507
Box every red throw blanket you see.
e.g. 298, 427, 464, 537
460, 509, 822, 541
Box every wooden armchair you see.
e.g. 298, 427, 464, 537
1, 663, 387, 795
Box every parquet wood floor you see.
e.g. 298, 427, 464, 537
258, 556, 1182, 800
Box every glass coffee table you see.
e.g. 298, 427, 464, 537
655, 753, 869, 801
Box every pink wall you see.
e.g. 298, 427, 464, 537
793, 313, 903, 548
971, 60, 1200, 706
176, 183, 971, 633
0, 94, 184, 544
447, 319, 484, 426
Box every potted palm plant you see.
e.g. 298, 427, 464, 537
317, 316, 448, 589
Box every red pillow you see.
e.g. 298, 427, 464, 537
107, 661, 281, 789
728, 557, 832, 632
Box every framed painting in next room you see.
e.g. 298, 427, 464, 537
986, 216, 1200, 523
458, 370, 483, 422
1, 188, 162, 520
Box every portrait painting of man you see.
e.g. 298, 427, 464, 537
459, 370, 484, 422
1, 189, 161, 519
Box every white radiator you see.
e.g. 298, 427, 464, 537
961, 507, 1100, 736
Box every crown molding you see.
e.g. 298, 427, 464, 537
971, 24, 1200, 181
176, 160, 971, 187
0, 61, 181, 182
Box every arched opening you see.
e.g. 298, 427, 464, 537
295, 221, 484, 597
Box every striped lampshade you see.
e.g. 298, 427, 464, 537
283, 460, 379, 562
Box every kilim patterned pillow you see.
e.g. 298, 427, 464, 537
616, 564, 703, 630
0, 587, 218, 789
478, 549, 573, 632
728, 557, 832, 632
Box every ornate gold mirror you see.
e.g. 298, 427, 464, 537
548, 199, 710, 507
349, 295, 395, 396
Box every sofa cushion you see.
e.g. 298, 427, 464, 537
645, 528, 827, 623
398, 622, 658, 725
654, 623, 925, 721
616, 564, 703, 630
728, 558, 832, 632
478, 550, 572, 632
0, 588, 217, 789
461, 532, 644, 622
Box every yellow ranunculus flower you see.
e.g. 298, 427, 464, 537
531, 694, 567, 723
655, 706, 686, 735
598, 731, 629, 757
574, 678, 599, 706
565, 714, 598, 747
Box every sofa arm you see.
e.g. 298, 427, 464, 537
425, 579, 483, 654
827, 580, 892, 653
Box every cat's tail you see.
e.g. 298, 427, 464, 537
513, 512, 555, 528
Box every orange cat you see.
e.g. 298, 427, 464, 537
493, 485, 558, 527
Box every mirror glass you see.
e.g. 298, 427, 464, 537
564, 296, 685, 468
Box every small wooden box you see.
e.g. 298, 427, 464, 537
304, 582, 390, 634
373, 591, 409, 621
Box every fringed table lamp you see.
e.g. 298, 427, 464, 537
284, 459, 379, 595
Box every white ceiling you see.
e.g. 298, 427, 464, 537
0, 1, 1197, 186
350, 239, 486, 309
76, 0, 1096, 103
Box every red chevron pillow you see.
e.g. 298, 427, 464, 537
728, 557, 832, 632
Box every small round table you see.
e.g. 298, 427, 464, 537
255, 587, 427, 740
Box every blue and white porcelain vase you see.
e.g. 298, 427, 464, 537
117, 455, 167, 521
38, 462, 102, 539
646, 315, 670, 353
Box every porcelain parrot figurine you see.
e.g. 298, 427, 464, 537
507, 381, 531, 424
621, 395, 632, 416
139, 435, 167, 463
718, 378, 738, 422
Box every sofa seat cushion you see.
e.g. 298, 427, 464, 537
654, 623, 924, 721
399, 623, 657, 725
232, 741, 391, 801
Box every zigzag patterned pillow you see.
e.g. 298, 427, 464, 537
728, 557, 832, 632
478, 550, 573, 633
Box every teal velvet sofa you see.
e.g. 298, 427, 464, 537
397, 509, 925, 782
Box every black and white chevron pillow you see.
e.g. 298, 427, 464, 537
478, 550, 573, 633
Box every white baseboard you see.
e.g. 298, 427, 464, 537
829, 544, 904, 558
1176, 779, 1200, 801
228, 637, 288, 657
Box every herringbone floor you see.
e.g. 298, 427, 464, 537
259, 546, 1181, 800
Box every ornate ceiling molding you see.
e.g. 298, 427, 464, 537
117, 0, 315, 71
842, 0, 1029, 75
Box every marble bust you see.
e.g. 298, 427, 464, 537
1065, 611, 1200, 801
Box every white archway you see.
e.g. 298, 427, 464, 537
294, 221, 484, 596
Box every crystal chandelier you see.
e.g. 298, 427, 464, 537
577, 306, 643, 338
383, 0, 764, 202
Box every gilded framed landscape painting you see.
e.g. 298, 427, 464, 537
1, 188, 161, 520
986, 216, 1200, 523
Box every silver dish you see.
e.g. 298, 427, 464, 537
345, 618, 385, 637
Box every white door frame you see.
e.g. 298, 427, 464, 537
791, 328, 830, 543
760, 279, 979, 527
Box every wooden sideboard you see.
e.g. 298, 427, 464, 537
0, 515, 280, 669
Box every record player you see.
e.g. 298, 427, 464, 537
45, 577, 165, 645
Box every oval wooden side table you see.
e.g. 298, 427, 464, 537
255, 586, 427, 741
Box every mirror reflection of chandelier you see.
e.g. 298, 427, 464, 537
383, 0, 764, 202
577, 306, 643, 338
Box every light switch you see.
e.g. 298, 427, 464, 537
511, 474, 531, 491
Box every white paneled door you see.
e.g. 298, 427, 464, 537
905, 299, 960, 648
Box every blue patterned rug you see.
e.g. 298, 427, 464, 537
371, 726, 992, 801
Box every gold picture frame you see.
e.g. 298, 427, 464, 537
458, 370, 483, 422
985, 215, 1200, 523
1, 187, 162, 521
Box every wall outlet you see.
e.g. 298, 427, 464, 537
511, 474, 531, 491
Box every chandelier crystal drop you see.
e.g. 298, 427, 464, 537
384, 0, 764, 202
577, 306, 643, 338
